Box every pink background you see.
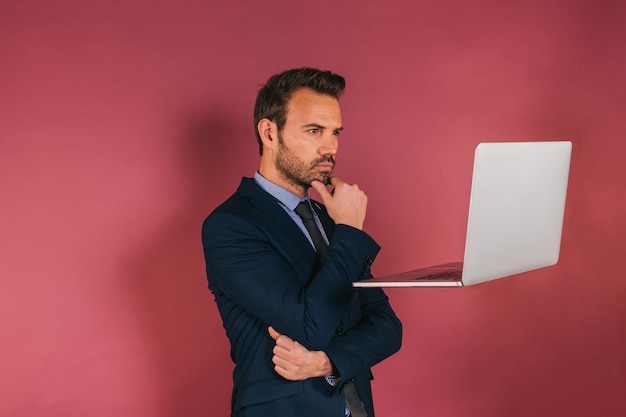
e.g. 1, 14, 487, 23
1, 1, 624, 416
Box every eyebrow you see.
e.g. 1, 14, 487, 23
302, 123, 344, 132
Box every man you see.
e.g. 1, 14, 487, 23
202, 67, 402, 417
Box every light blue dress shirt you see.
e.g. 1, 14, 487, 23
254, 172, 330, 248
254, 172, 349, 415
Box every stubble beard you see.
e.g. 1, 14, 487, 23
275, 132, 334, 190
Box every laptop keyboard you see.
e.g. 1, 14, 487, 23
414, 270, 462, 281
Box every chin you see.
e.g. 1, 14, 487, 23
314, 173, 331, 185
321, 169, 333, 179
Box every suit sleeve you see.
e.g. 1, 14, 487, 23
323, 287, 402, 383
203, 210, 381, 351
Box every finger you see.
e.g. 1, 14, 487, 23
268, 326, 281, 341
272, 351, 289, 367
272, 352, 298, 375
272, 358, 290, 377
273, 344, 291, 359
311, 180, 333, 204
273, 364, 294, 380
275, 335, 297, 350
272, 357, 300, 381
328, 176, 345, 187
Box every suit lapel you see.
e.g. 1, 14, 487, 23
236, 178, 316, 258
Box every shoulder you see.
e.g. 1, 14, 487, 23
201, 177, 289, 241
204, 177, 268, 219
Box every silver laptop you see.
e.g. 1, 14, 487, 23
354, 141, 572, 287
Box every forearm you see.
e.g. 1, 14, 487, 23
270, 290, 402, 383
324, 288, 402, 380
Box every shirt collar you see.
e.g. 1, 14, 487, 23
253, 171, 309, 211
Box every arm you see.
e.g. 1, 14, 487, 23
311, 178, 403, 379
267, 288, 402, 382
203, 176, 379, 351
324, 287, 402, 381
203, 209, 380, 351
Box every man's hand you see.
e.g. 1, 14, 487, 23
311, 177, 367, 230
268, 326, 334, 381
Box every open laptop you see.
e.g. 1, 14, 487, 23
354, 141, 572, 287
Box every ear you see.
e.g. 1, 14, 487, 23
257, 118, 278, 151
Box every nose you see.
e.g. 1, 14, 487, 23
318, 132, 338, 157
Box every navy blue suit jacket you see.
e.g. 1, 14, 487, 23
202, 177, 402, 417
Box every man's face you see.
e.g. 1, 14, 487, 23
274, 88, 343, 189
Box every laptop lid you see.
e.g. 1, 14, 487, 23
461, 141, 571, 285
354, 141, 572, 288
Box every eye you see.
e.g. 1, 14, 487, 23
308, 128, 320, 134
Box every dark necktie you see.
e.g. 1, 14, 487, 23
295, 201, 368, 417
344, 382, 368, 417
294, 201, 328, 259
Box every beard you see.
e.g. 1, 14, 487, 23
275, 132, 335, 189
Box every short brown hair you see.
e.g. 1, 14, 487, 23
253, 67, 346, 155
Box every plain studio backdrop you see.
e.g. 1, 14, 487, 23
1, 1, 624, 416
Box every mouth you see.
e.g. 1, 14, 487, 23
315, 163, 334, 170
313, 156, 335, 171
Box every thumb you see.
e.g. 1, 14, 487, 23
268, 326, 281, 341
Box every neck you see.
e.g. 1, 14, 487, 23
258, 163, 308, 199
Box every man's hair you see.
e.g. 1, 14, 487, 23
253, 67, 346, 155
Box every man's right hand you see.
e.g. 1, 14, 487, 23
311, 177, 367, 230
268, 326, 334, 381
